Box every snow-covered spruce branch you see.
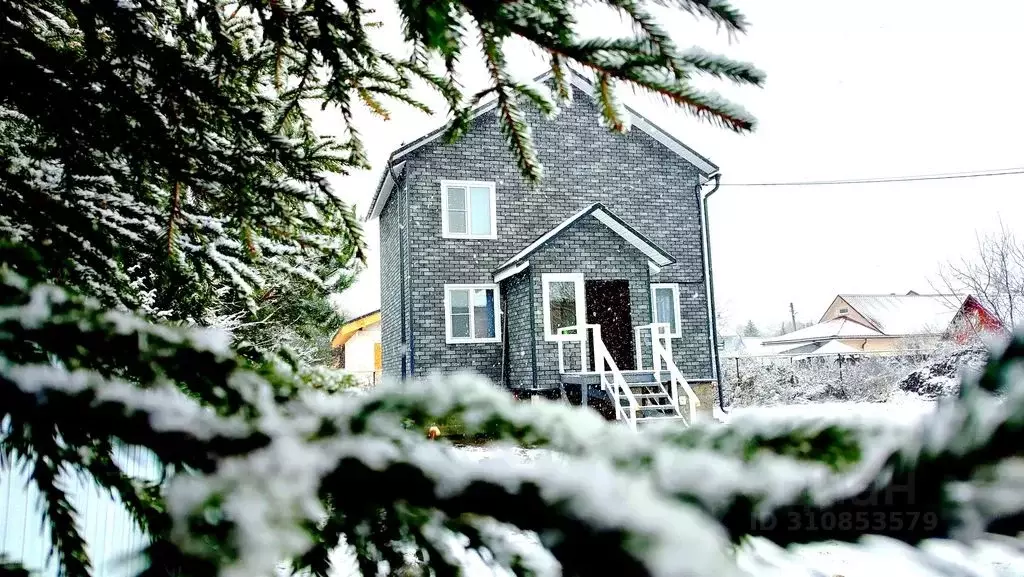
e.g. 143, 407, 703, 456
2, 348, 735, 575
197, 431, 738, 577
1, 269, 344, 430
335, 349, 1024, 547
0, 360, 268, 481
338, 371, 902, 471
7, 272, 1024, 575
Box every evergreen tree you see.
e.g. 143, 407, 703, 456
7, 2, 1024, 577
742, 320, 761, 337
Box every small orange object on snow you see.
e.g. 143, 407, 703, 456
427, 426, 441, 440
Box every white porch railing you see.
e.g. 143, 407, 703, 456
634, 323, 700, 424
557, 324, 638, 430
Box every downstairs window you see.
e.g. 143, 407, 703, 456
444, 284, 500, 344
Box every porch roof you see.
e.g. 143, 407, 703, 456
492, 203, 675, 282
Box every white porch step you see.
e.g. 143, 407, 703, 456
636, 415, 689, 424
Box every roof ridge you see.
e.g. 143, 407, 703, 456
840, 293, 961, 297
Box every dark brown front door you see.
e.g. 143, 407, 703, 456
585, 280, 635, 370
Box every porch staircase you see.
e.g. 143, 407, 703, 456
622, 373, 689, 425
557, 323, 699, 431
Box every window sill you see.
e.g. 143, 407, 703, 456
442, 233, 498, 240
446, 337, 501, 345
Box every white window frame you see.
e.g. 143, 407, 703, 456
542, 273, 586, 342
443, 284, 501, 344
650, 283, 681, 338
440, 180, 497, 239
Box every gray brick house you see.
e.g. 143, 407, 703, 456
366, 70, 721, 424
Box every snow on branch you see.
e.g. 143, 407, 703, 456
7, 270, 1024, 576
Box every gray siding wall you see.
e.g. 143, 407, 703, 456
391, 84, 713, 385
529, 217, 651, 388
503, 271, 534, 388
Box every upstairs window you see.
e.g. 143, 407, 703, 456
650, 283, 681, 338
444, 284, 500, 344
441, 181, 496, 239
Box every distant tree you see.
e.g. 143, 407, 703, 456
936, 223, 1024, 329
742, 320, 761, 337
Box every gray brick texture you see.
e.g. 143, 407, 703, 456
376, 84, 713, 388
378, 177, 413, 378
503, 272, 534, 388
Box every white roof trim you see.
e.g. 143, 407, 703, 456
366, 69, 718, 220
385, 71, 717, 173
366, 161, 405, 220
592, 210, 673, 267
492, 203, 674, 280
493, 260, 529, 283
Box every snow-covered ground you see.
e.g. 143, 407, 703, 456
715, 390, 940, 424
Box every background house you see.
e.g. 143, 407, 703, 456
331, 309, 382, 385
719, 334, 803, 359
745, 292, 1004, 357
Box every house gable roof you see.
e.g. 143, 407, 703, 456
365, 68, 719, 220
822, 293, 967, 336
492, 203, 675, 282
330, 309, 381, 349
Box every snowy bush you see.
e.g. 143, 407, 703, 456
727, 354, 915, 406
899, 344, 989, 399
726, 343, 993, 407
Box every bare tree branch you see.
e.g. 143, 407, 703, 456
935, 225, 1024, 330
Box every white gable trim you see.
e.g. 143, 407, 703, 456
366, 69, 718, 220
499, 203, 596, 270
494, 260, 529, 283
385, 71, 717, 173
491, 203, 674, 281
366, 161, 406, 220
592, 210, 673, 267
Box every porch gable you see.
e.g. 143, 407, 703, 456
492, 203, 675, 283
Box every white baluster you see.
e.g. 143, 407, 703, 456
580, 326, 589, 373
634, 326, 643, 371
557, 340, 565, 374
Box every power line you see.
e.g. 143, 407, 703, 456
719, 167, 1024, 187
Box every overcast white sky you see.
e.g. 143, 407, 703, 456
323, 0, 1024, 333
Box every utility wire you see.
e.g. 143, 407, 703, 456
720, 167, 1024, 187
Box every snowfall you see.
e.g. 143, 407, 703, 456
320, 392, 1024, 577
